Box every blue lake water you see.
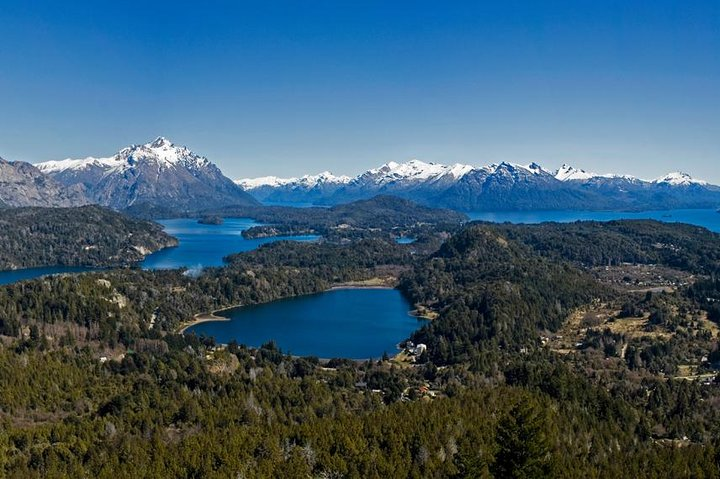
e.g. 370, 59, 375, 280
466, 208, 720, 232
185, 288, 422, 359
140, 218, 320, 270
1, 218, 319, 285
395, 237, 417, 244
0, 266, 97, 286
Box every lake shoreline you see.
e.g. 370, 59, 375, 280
180, 287, 423, 361
178, 306, 238, 333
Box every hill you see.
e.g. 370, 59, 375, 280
0, 205, 177, 270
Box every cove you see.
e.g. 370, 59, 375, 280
184, 288, 423, 359
141, 217, 320, 270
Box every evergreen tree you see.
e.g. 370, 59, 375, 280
491, 399, 556, 479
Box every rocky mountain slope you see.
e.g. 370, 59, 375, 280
0, 156, 88, 208
238, 160, 720, 211
38, 137, 258, 212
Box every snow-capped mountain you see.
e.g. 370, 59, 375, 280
37, 137, 257, 212
356, 159, 474, 185
238, 160, 720, 211
0, 156, 88, 208
237, 171, 351, 204
555, 164, 597, 182
237, 171, 351, 190
653, 172, 708, 186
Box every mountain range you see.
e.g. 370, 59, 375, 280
237, 160, 720, 211
1, 138, 718, 214
35, 137, 257, 212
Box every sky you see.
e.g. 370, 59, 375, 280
0, 0, 718, 182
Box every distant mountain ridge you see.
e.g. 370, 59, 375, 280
238, 160, 720, 211
37, 137, 258, 212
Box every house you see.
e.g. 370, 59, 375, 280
412, 343, 427, 355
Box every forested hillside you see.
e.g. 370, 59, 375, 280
126, 195, 467, 239
493, 220, 720, 272
0, 220, 719, 476
399, 225, 608, 362
0, 206, 177, 270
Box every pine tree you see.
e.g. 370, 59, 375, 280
491, 399, 556, 479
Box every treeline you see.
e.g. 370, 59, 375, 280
0, 205, 176, 270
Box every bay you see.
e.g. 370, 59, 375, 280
140, 218, 320, 270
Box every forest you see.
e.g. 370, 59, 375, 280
0, 206, 176, 270
0, 217, 720, 477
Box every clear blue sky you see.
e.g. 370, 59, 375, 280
1, 0, 718, 182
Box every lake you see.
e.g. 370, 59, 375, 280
185, 288, 422, 359
466, 208, 720, 232
2, 209, 718, 285
1, 218, 319, 285
140, 218, 320, 270
395, 237, 416, 244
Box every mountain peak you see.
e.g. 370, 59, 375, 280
35, 137, 257, 211
491, 161, 551, 177
555, 164, 595, 181
237, 171, 351, 190
654, 171, 707, 186
148, 136, 173, 149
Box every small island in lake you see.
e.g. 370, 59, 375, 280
198, 215, 224, 225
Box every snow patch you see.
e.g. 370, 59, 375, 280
555, 164, 596, 181
653, 171, 707, 186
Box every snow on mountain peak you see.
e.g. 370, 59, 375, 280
134, 136, 201, 166
36, 137, 211, 174
555, 164, 596, 181
366, 159, 474, 183
488, 161, 552, 177
524, 162, 551, 175
36, 156, 120, 174
149, 136, 172, 148
236, 176, 290, 189
237, 171, 351, 190
653, 171, 707, 186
